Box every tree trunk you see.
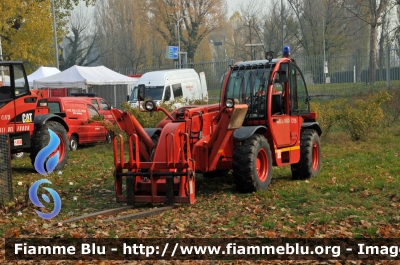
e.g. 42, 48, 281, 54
368, 24, 377, 84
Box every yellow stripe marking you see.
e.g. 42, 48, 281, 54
275, 146, 300, 153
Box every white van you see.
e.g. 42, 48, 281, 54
128, 69, 208, 108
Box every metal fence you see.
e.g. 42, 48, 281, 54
113, 46, 400, 100
0, 134, 12, 204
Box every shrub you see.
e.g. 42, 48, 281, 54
382, 88, 400, 126
310, 98, 345, 139
340, 90, 391, 141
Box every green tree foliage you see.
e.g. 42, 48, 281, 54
0, 1, 54, 71
0, 0, 96, 72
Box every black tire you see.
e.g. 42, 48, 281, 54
202, 170, 229, 179
30, 121, 69, 172
233, 134, 272, 193
11, 152, 26, 159
291, 129, 321, 180
69, 135, 78, 151
106, 131, 113, 144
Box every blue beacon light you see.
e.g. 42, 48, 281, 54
283, 46, 290, 58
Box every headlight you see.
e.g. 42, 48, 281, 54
145, 101, 156, 111
225, 98, 235, 108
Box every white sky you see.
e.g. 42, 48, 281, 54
227, 0, 242, 17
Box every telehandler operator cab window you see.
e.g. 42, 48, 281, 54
0, 65, 12, 102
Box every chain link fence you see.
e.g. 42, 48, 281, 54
0, 134, 12, 204
113, 46, 400, 100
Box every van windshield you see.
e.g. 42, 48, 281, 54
130, 86, 164, 101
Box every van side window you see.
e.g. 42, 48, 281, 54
164, 86, 171, 101
91, 99, 100, 110
172, 84, 183, 98
100, 99, 110, 110
48, 102, 61, 114
88, 104, 100, 118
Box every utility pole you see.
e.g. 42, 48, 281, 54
281, 0, 284, 51
170, 13, 187, 69
0, 36, 4, 83
51, 0, 59, 69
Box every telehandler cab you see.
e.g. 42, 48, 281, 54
111, 47, 321, 205
0, 61, 69, 170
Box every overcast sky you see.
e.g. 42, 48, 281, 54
227, 0, 241, 17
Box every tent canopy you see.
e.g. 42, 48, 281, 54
27, 67, 60, 87
33, 65, 137, 89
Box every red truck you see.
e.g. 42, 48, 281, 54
70, 93, 114, 123
47, 97, 111, 151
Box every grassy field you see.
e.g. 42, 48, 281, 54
1, 106, 400, 264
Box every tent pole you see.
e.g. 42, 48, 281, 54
114, 85, 116, 107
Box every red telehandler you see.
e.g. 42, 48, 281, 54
111, 47, 321, 206
0, 61, 69, 170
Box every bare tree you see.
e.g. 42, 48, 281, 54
94, 0, 149, 72
263, 0, 297, 56
148, 0, 227, 62
59, 4, 100, 70
340, 0, 392, 84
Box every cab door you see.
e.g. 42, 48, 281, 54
87, 104, 106, 141
288, 63, 310, 146
99, 99, 113, 122
270, 62, 309, 148
270, 68, 291, 147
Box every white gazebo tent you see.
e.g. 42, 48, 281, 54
26, 67, 60, 87
33, 65, 138, 107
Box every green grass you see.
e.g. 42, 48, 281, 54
2, 116, 400, 240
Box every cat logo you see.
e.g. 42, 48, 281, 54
22, 113, 33, 123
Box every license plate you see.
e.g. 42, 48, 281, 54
14, 139, 23, 146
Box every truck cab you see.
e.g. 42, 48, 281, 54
47, 97, 111, 151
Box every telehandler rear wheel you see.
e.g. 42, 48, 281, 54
291, 129, 321, 180
233, 134, 272, 192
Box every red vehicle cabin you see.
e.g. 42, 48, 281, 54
47, 97, 111, 151
70, 93, 114, 123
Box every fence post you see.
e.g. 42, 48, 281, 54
386, 45, 390, 89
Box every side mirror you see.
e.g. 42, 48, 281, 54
126, 95, 130, 101
279, 63, 289, 83
138, 84, 145, 101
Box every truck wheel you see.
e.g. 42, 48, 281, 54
11, 152, 26, 159
70, 135, 78, 151
30, 121, 69, 172
291, 129, 321, 180
233, 134, 272, 192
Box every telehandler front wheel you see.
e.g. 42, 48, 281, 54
30, 121, 69, 172
233, 134, 272, 193
291, 129, 321, 180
